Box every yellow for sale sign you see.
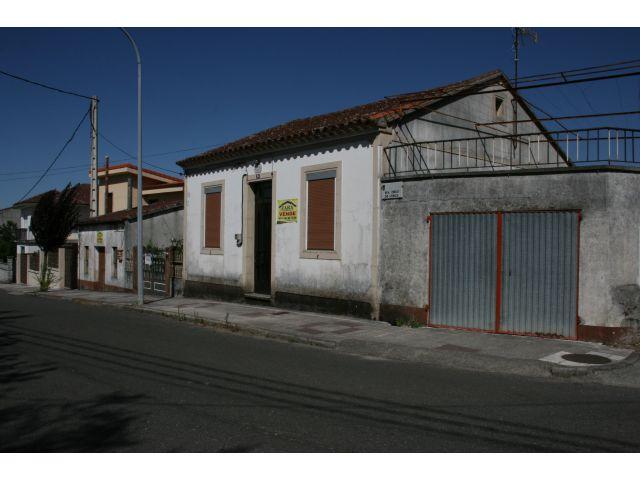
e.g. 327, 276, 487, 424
277, 198, 298, 224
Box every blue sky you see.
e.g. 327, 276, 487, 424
1, 27, 639, 207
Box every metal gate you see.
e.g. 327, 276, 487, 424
429, 211, 580, 338
143, 250, 167, 296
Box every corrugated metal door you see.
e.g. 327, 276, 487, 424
429, 210, 579, 338
500, 211, 579, 337
430, 213, 497, 330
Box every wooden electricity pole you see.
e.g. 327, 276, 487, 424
89, 96, 99, 217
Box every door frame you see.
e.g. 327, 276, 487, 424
427, 208, 581, 339
242, 172, 277, 295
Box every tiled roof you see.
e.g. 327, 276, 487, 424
97, 163, 183, 183
77, 199, 183, 226
142, 181, 184, 192
14, 183, 90, 207
177, 70, 506, 170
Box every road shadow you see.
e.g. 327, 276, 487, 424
0, 391, 144, 452
6, 321, 640, 452
0, 312, 144, 452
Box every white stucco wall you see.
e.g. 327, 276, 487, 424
78, 227, 126, 289
184, 140, 376, 302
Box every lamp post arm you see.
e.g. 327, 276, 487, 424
120, 27, 144, 306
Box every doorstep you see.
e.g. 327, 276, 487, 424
244, 292, 272, 302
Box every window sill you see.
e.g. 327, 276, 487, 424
201, 247, 223, 256
300, 250, 340, 260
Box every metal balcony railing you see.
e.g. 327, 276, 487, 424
384, 127, 640, 178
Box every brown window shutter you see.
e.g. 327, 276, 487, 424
204, 191, 221, 248
307, 178, 335, 250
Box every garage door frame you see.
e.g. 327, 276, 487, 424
427, 209, 581, 339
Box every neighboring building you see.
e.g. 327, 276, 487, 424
14, 184, 90, 289
177, 68, 640, 341
95, 162, 183, 215
73, 162, 185, 295
76, 200, 183, 296
0, 206, 20, 227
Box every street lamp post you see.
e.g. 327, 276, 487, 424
120, 27, 144, 306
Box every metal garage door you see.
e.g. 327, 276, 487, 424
500, 212, 579, 337
429, 211, 579, 338
430, 213, 497, 330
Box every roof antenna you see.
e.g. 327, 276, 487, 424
512, 28, 538, 160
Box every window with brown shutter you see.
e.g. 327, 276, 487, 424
204, 185, 222, 249
47, 249, 59, 269
306, 170, 336, 251
29, 251, 40, 271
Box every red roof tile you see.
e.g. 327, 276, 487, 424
14, 183, 90, 207
142, 181, 184, 192
177, 70, 506, 169
77, 199, 183, 226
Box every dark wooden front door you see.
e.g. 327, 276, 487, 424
64, 245, 78, 289
97, 247, 105, 289
20, 253, 27, 284
253, 181, 272, 295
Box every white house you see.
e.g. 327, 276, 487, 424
177, 70, 559, 319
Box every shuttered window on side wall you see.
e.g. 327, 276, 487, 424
47, 250, 59, 269
29, 252, 39, 271
204, 185, 222, 249
306, 171, 335, 251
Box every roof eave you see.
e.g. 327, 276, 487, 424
179, 122, 382, 174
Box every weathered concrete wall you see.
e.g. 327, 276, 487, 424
380, 169, 640, 329
125, 209, 183, 249
183, 139, 376, 309
0, 258, 14, 283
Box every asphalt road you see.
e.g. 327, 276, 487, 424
1, 291, 640, 452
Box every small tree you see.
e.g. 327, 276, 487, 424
0, 220, 17, 262
30, 183, 80, 290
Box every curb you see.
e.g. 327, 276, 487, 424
135, 305, 338, 349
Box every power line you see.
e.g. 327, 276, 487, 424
0, 166, 88, 183
522, 92, 571, 131
0, 163, 87, 176
0, 141, 224, 178
514, 58, 640, 84
16, 107, 90, 202
386, 70, 640, 103
0, 68, 95, 101
88, 116, 186, 176
477, 109, 640, 126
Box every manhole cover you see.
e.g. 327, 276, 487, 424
561, 353, 612, 365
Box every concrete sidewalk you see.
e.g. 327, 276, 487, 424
2, 283, 638, 385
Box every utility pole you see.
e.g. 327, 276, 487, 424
104, 155, 110, 213
89, 96, 99, 217
512, 27, 538, 163
120, 28, 144, 306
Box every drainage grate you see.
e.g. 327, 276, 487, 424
561, 353, 612, 365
